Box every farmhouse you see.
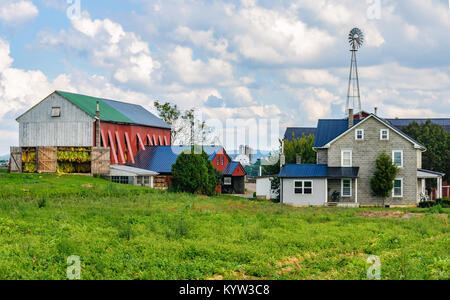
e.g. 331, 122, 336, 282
279, 110, 445, 207
129, 146, 246, 194
11, 91, 171, 175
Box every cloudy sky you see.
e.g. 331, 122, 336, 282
0, 0, 449, 154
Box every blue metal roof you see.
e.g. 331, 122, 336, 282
313, 119, 361, 148
102, 99, 171, 129
387, 118, 450, 132
129, 146, 223, 174
222, 161, 240, 176
279, 164, 359, 178
284, 127, 317, 141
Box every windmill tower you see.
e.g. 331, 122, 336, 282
346, 28, 364, 119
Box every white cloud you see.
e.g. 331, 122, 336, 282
233, 4, 335, 64
174, 26, 237, 61
285, 69, 339, 86
167, 46, 234, 85
39, 12, 160, 86
0, 0, 38, 25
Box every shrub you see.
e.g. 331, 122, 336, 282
370, 152, 399, 205
171, 147, 218, 196
435, 198, 450, 208
418, 201, 435, 208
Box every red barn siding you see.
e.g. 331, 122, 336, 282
233, 164, 246, 176
95, 122, 171, 165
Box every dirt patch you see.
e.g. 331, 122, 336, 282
207, 275, 223, 280
81, 184, 93, 188
358, 211, 406, 219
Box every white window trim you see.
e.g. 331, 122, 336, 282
392, 150, 403, 168
392, 178, 403, 198
294, 180, 313, 195
341, 179, 352, 197
355, 129, 364, 141
224, 177, 232, 185
51, 107, 61, 117
380, 129, 390, 140
341, 150, 352, 167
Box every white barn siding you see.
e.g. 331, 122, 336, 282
17, 93, 94, 147
281, 178, 327, 206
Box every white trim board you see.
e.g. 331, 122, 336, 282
314, 114, 427, 151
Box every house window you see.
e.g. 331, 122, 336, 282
355, 129, 364, 140
111, 176, 128, 184
380, 129, 389, 140
144, 176, 150, 185
341, 179, 352, 197
393, 178, 403, 197
341, 150, 352, 167
392, 150, 403, 168
304, 181, 312, 194
294, 180, 313, 195
221, 156, 224, 165
217, 156, 220, 166
224, 177, 232, 185
137, 176, 142, 185
51, 107, 61, 117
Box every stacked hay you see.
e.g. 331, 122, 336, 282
57, 147, 91, 173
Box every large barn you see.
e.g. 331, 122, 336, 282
12, 91, 171, 174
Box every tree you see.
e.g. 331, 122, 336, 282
171, 148, 218, 196
154, 101, 181, 143
154, 101, 218, 145
402, 120, 450, 182
370, 151, 399, 206
262, 134, 316, 176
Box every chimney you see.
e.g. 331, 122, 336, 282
348, 108, 354, 128
95, 101, 101, 147
296, 155, 301, 164
374, 107, 378, 116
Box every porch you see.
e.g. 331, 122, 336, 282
326, 178, 360, 207
417, 169, 446, 202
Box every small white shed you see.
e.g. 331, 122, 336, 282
256, 176, 276, 200
108, 165, 159, 187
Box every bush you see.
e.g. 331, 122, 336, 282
436, 198, 450, 208
171, 147, 218, 196
418, 201, 436, 208
419, 198, 450, 208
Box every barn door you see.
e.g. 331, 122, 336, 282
37, 147, 57, 173
9, 147, 22, 173
92, 147, 110, 175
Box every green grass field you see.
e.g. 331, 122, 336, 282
0, 172, 448, 280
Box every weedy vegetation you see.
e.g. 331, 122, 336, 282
0, 172, 448, 280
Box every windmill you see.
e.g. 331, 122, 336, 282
346, 28, 364, 118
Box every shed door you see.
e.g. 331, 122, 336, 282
10, 147, 22, 173
92, 147, 111, 175
37, 147, 57, 173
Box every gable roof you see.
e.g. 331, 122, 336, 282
222, 161, 242, 176
313, 119, 361, 148
387, 118, 450, 132
314, 114, 426, 150
55, 91, 171, 129
284, 127, 317, 141
129, 145, 223, 174
278, 164, 359, 178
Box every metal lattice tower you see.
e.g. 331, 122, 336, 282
346, 28, 364, 118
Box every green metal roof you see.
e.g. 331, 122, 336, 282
56, 91, 134, 124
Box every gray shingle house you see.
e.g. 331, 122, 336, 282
279, 112, 445, 207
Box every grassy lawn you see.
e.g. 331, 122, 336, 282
0, 172, 448, 280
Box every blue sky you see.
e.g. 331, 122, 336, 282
0, 0, 450, 154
